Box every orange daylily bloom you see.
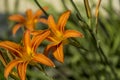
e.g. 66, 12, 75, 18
0, 30, 54, 80
44, 10, 84, 63
9, 8, 48, 35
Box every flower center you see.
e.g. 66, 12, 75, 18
21, 49, 34, 62
22, 54, 33, 62
53, 31, 64, 43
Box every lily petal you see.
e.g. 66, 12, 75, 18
9, 14, 25, 22
23, 30, 31, 54
57, 10, 71, 32
37, 18, 48, 24
33, 7, 48, 19
33, 54, 55, 67
44, 43, 57, 56
0, 41, 22, 57
26, 9, 33, 20
12, 24, 23, 36
53, 43, 64, 63
17, 63, 22, 79
33, 10, 43, 19
22, 62, 28, 80
47, 36, 58, 42
31, 29, 48, 36
48, 15, 59, 34
31, 30, 50, 51
64, 30, 84, 39
17, 62, 28, 80
4, 59, 21, 79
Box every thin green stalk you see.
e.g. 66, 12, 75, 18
95, 0, 101, 34
88, 18, 92, 29
77, 12, 105, 65
0, 51, 7, 67
34, 0, 48, 17
6, 50, 14, 61
35, 64, 54, 80
71, 1, 118, 79
89, 29, 119, 80
70, 0, 88, 35
0, 50, 20, 80
77, 49, 100, 80
84, 0, 92, 18
95, 16, 99, 33
70, 0, 104, 64
77, 1, 118, 78
61, 0, 68, 10
10, 72, 20, 80
70, 0, 84, 21
99, 46, 118, 80
35, 64, 46, 74
69, 38, 89, 52
88, 28, 106, 64
77, 22, 118, 79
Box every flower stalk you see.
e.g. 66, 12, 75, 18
71, 0, 118, 80
70, 0, 84, 21
34, 0, 49, 17
84, 0, 92, 18
95, 0, 102, 33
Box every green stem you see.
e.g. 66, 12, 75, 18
95, 17, 98, 33
69, 38, 89, 52
99, 46, 118, 80
88, 29, 118, 80
35, 64, 54, 80
70, 0, 84, 21
34, 0, 48, 17
73, 2, 118, 80
10, 72, 20, 80
83, 0, 92, 18
61, 0, 68, 10
95, 0, 101, 34
0, 50, 7, 67
77, 49, 100, 80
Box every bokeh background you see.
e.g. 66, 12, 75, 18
0, 0, 120, 80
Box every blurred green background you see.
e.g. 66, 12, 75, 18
0, 0, 120, 80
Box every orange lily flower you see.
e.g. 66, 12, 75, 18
0, 30, 54, 80
9, 8, 48, 35
44, 10, 84, 63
